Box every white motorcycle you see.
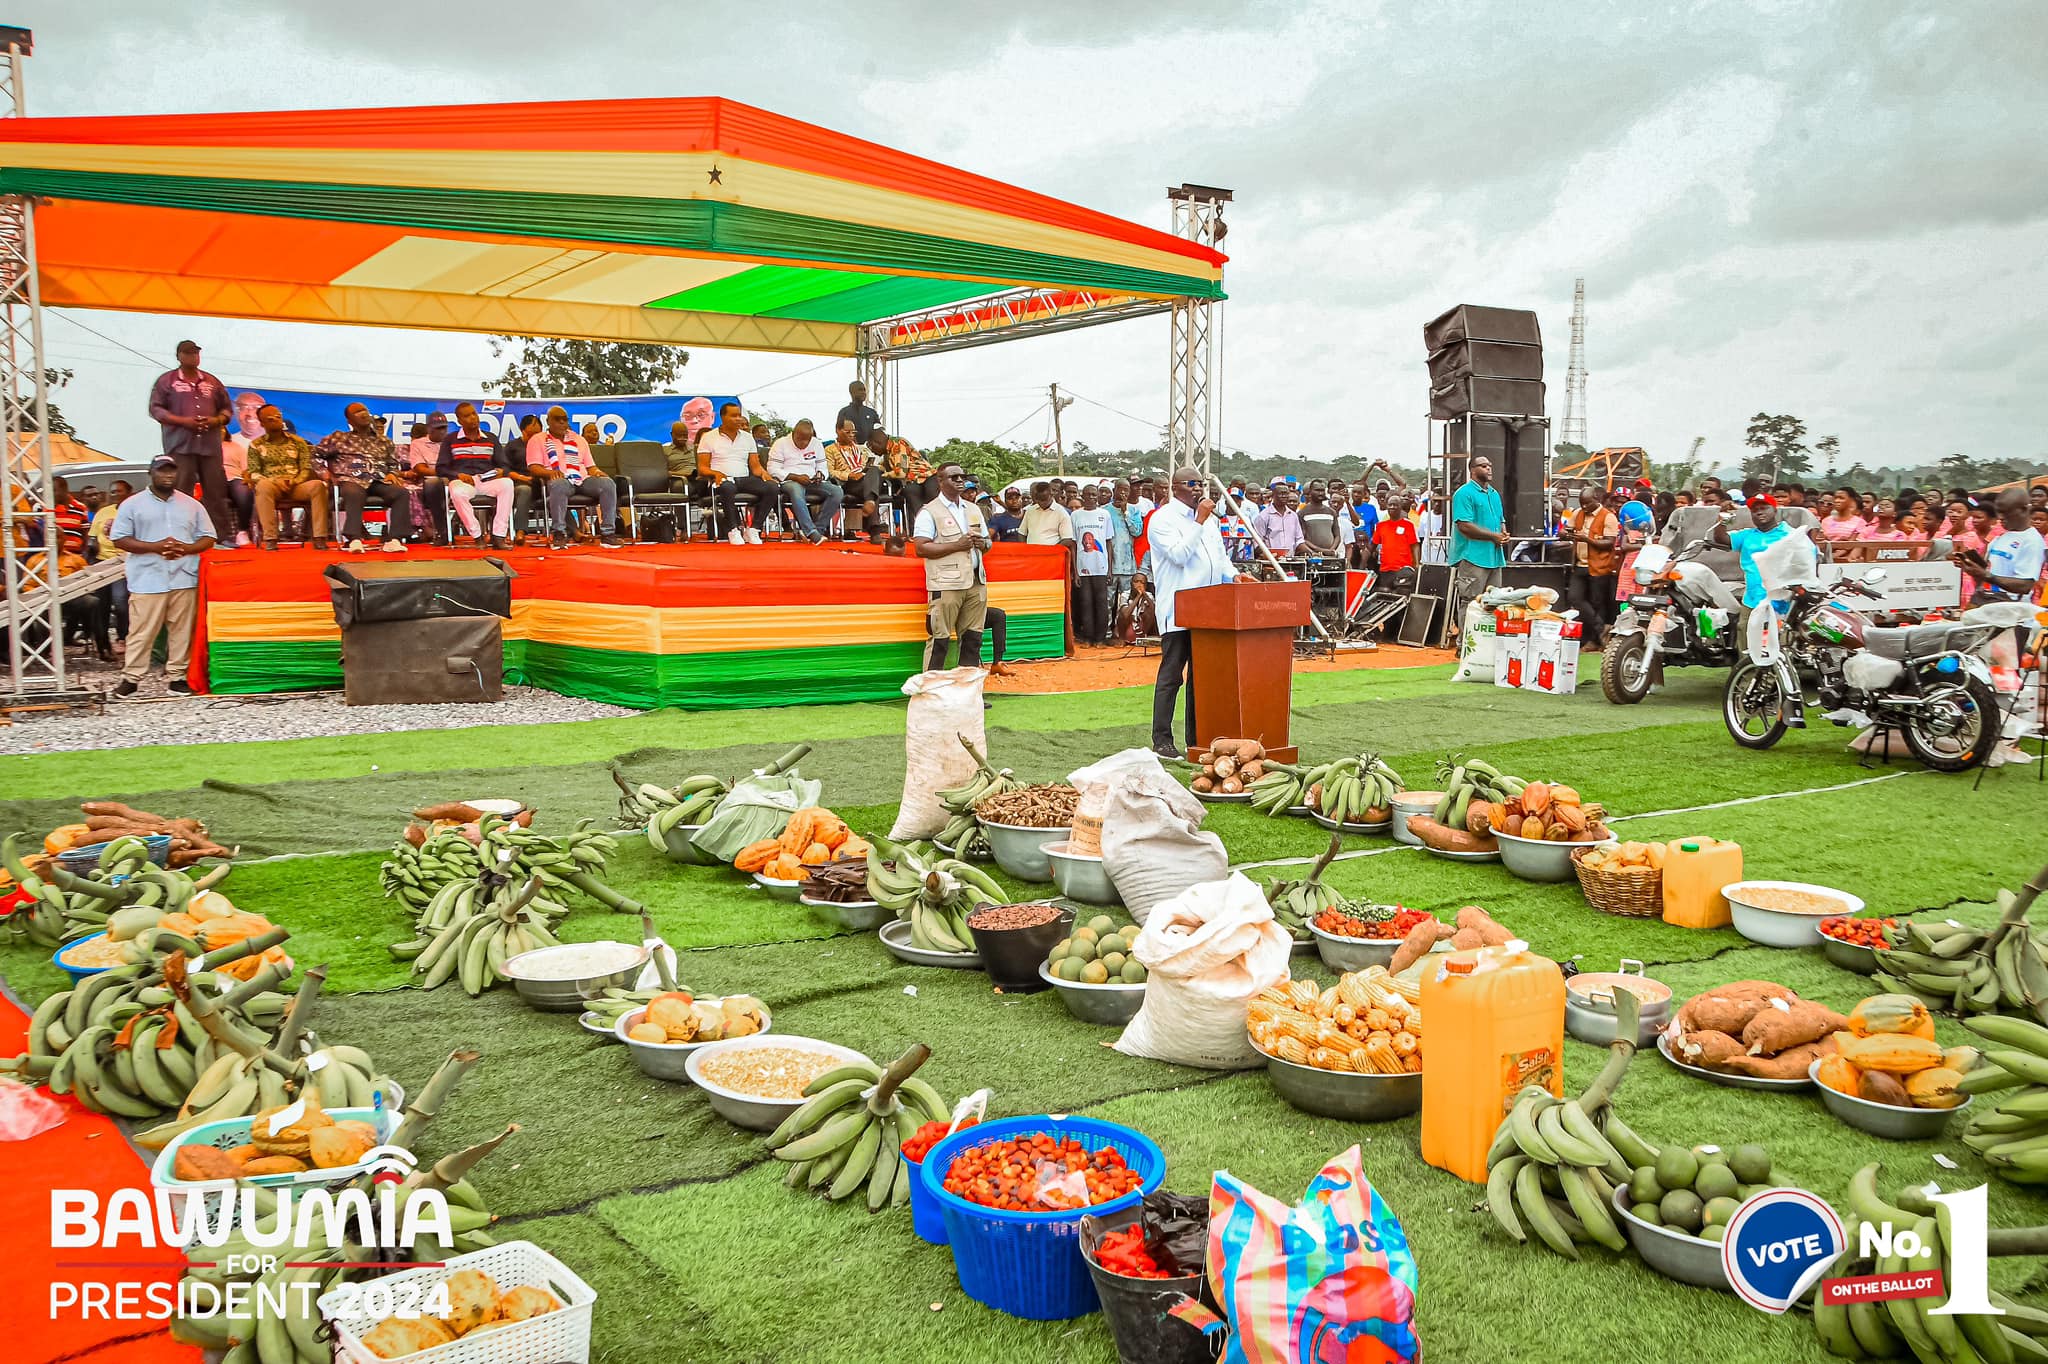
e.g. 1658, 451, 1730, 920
1601, 537, 1746, 703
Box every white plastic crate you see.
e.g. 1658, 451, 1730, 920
328, 1240, 595, 1364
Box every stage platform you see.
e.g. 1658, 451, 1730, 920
191, 541, 1069, 709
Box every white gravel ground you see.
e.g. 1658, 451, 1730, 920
0, 660, 637, 754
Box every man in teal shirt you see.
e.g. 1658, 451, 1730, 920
1449, 454, 1508, 622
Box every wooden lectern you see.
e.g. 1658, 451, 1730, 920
1176, 580, 1313, 763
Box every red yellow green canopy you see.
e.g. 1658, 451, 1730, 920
0, 98, 1224, 354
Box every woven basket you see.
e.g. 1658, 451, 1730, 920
1571, 845, 1663, 918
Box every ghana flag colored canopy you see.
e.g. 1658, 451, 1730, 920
0, 97, 1225, 355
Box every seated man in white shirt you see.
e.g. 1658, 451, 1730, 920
765, 418, 844, 544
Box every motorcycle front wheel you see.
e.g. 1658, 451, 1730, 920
1601, 633, 1656, 705
1901, 675, 2001, 772
1724, 662, 1788, 749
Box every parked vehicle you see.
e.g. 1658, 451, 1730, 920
1601, 537, 1745, 703
1722, 567, 2027, 772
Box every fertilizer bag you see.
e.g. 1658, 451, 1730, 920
1202, 1145, 1420, 1364
888, 667, 988, 841
1094, 750, 1229, 922
1114, 873, 1292, 1070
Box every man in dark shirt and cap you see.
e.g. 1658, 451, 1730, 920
147, 340, 235, 539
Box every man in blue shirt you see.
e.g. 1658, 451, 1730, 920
109, 457, 217, 698
1449, 455, 1509, 624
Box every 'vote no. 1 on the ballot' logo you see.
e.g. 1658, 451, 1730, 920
1722, 1189, 1847, 1314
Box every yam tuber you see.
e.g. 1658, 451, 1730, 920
1388, 918, 1448, 974
1719, 1037, 1835, 1079
1454, 906, 1514, 947
1739, 999, 1849, 1056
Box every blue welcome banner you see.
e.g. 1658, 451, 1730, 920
225, 386, 744, 446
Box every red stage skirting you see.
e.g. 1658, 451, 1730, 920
193, 541, 1069, 709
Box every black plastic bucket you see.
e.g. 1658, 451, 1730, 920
1079, 1216, 1218, 1364
967, 906, 1074, 991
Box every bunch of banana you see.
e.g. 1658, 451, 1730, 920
613, 763, 729, 830
3, 833, 234, 947
1, 932, 296, 1126
1807, 1164, 2048, 1362
643, 777, 731, 855
379, 826, 487, 912
1302, 753, 1405, 825
172, 1053, 511, 1364
383, 816, 641, 922
769, 1044, 952, 1211
1432, 754, 1524, 831
1485, 987, 1654, 1260
1871, 876, 2048, 1023
400, 873, 566, 995
1246, 762, 1309, 817
866, 839, 1008, 953
1262, 833, 1346, 941
933, 738, 1022, 859
1956, 1014, 2048, 1186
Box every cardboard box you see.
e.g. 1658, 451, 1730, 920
1493, 612, 1531, 690
1521, 618, 1582, 695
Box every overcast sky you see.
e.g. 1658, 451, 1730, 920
20, 1, 2048, 476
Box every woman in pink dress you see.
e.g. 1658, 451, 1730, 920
1820, 487, 1867, 544
1859, 500, 1908, 545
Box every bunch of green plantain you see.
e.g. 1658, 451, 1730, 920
1808, 1163, 2048, 1362
865, 838, 1008, 953
933, 737, 1021, 859
1873, 867, 2048, 1023
1302, 753, 1405, 824
1485, 986, 1659, 1260
383, 815, 641, 922
397, 872, 566, 996
768, 1044, 952, 1210
1262, 833, 1347, 942
3, 832, 235, 948
171, 1051, 510, 1364
1433, 754, 1524, 830
1246, 761, 1309, 816
1958, 1014, 2048, 1186
613, 743, 810, 833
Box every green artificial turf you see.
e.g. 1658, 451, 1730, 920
5, 665, 2047, 1364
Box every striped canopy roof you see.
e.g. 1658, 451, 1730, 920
0, 98, 1225, 356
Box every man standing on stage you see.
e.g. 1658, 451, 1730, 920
1149, 466, 1250, 758
913, 462, 991, 670
1449, 453, 1508, 625
147, 340, 235, 542
837, 380, 882, 444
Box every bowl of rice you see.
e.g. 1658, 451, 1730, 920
684, 1036, 871, 1131
1723, 881, 1864, 949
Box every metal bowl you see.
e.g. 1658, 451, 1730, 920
1259, 1047, 1421, 1122
578, 1010, 620, 1041
1037, 962, 1146, 1025
979, 819, 1068, 882
1563, 966, 1672, 1047
1043, 841, 1119, 905
501, 941, 650, 1012
1286, 804, 1315, 817
752, 872, 806, 901
1809, 1057, 1970, 1138
1612, 1185, 1732, 1291
799, 894, 890, 932
1821, 935, 1879, 975
1193, 789, 1251, 804
1425, 844, 1501, 863
1309, 811, 1392, 835
1389, 793, 1445, 847
684, 1035, 869, 1131
1491, 828, 1590, 882
1288, 934, 1319, 957
657, 821, 717, 865
1307, 922, 1398, 973
1724, 880, 1865, 949
877, 917, 982, 968
616, 1001, 775, 1082
1657, 1032, 1813, 1091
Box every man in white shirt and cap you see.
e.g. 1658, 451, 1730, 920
1148, 464, 1251, 757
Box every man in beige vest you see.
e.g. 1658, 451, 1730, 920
912, 462, 992, 670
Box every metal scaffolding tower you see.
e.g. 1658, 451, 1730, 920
1561, 277, 1587, 449
0, 26, 76, 708
1166, 184, 1229, 476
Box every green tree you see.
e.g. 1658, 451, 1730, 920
1814, 434, 1840, 482
1743, 413, 1811, 480
18, 366, 76, 438
924, 437, 1042, 491
746, 409, 791, 442
486, 338, 689, 397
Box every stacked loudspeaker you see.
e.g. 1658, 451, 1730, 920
1424, 304, 1549, 537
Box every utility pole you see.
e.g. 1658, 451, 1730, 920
1048, 382, 1073, 474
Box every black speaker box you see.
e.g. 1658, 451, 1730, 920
1429, 376, 1545, 420
1443, 415, 1513, 461
1509, 487, 1548, 538
1423, 304, 1542, 351
1426, 340, 1543, 385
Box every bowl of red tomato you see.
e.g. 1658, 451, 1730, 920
1307, 906, 1433, 974
1818, 914, 1894, 976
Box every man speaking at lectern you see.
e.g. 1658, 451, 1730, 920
1150, 466, 1253, 757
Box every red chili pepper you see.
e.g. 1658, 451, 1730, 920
1094, 1226, 1171, 1278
